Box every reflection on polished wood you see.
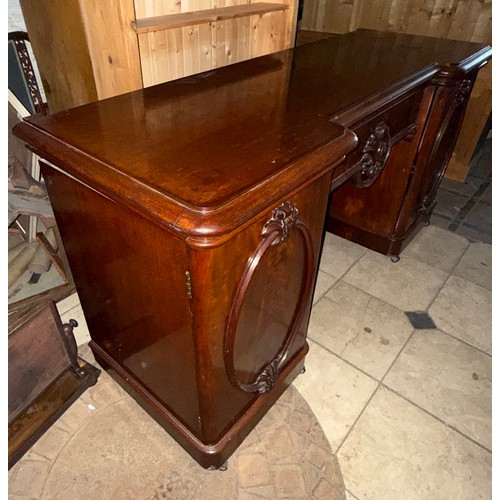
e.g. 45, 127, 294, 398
13, 29, 491, 468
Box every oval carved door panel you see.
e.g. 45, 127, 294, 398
224, 201, 314, 395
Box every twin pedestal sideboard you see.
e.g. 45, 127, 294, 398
14, 29, 491, 469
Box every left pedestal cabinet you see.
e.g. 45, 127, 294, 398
13, 56, 357, 467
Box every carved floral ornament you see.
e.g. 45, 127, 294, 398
352, 122, 391, 188
224, 201, 313, 395
262, 201, 299, 245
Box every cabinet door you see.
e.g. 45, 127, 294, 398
41, 163, 201, 437
186, 172, 332, 444
395, 74, 477, 237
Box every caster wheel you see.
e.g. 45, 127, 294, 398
207, 461, 228, 472
390, 255, 400, 263
300, 366, 306, 375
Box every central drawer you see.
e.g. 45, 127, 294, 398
327, 85, 434, 255
330, 87, 425, 192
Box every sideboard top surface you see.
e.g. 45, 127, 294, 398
14, 29, 490, 239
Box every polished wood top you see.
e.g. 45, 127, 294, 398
14, 29, 490, 239
290, 29, 490, 125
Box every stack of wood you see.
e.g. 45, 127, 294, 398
8, 155, 67, 290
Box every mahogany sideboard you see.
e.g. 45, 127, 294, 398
13, 29, 491, 469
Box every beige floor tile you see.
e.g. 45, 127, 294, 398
56, 292, 81, 315
402, 224, 469, 273
453, 242, 492, 290
345, 491, 359, 500
343, 252, 448, 312
384, 329, 491, 449
429, 275, 491, 354
319, 233, 367, 279
8, 457, 52, 497
338, 387, 492, 500
313, 270, 337, 305
308, 282, 413, 379
293, 342, 378, 452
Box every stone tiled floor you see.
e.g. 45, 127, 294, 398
296, 226, 492, 499
9, 372, 346, 499
432, 138, 492, 244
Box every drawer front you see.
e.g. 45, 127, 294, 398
329, 87, 430, 239
336, 88, 424, 190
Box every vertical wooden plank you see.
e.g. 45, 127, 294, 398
301, 0, 490, 44
284, 0, 300, 46
213, 19, 240, 68
448, 0, 490, 42
251, 12, 273, 57
79, 0, 143, 100
321, 0, 358, 33
19, 0, 97, 112
236, 15, 252, 61
181, 24, 212, 75
398, 0, 434, 37
299, 0, 318, 31
356, 0, 393, 31
139, 31, 163, 86
471, 4, 492, 44
166, 27, 187, 80
348, 0, 364, 31
182, 0, 212, 75
135, 0, 181, 17
421, 0, 455, 39
445, 63, 492, 181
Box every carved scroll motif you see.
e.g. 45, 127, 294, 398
352, 122, 391, 188
262, 201, 299, 245
224, 201, 314, 395
415, 78, 473, 218
455, 79, 472, 105
10, 33, 46, 115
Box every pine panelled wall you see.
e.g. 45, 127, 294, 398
20, 0, 298, 112
135, 0, 298, 87
299, 0, 492, 181
300, 0, 491, 44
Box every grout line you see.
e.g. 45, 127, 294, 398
382, 385, 492, 454
461, 220, 492, 232
345, 488, 361, 500
319, 246, 368, 282
471, 179, 491, 200
334, 384, 380, 456
420, 242, 492, 356
308, 337, 379, 384
453, 199, 477, 223
435, 328, 492, 358
380, 328, 417, 384
329, 328, 421, 455
313, 273, 339, 305
423, 240, 470, 313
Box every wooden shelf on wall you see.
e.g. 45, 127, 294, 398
132, 2, 289, 33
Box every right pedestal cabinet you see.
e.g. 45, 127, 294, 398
323, 33, 490, 259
